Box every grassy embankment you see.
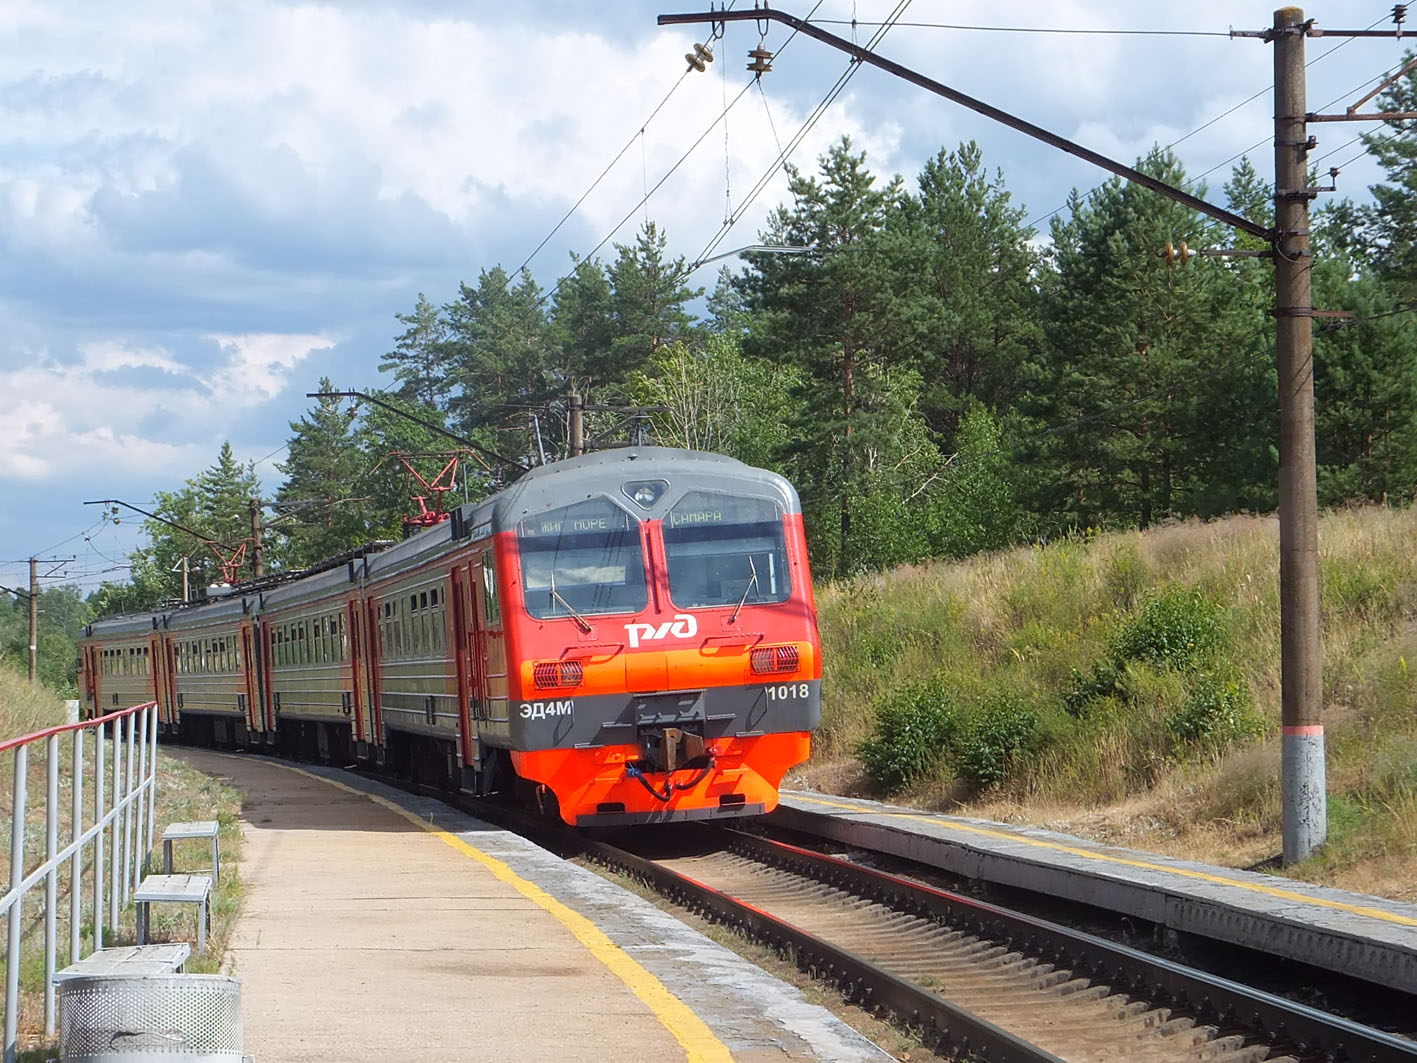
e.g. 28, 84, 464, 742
806, 506, 1417, 902
0, 669, 242, 1057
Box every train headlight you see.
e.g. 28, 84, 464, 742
750, 645, 800, 674
533, 660, 584, 689
622, 479, 668, 508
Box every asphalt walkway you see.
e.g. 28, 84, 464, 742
177, 750, 886, 1063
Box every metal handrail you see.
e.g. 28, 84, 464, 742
0, 701, 159, 1063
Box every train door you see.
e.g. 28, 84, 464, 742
261, 624, 277, 733
346, 600, 370, 747
148, 634, 168, 725
472, 549, 507, 722
450, 565, 477, 771
82, 645, 100, 719
240, 622, 261, 735
364, 597, 384, 749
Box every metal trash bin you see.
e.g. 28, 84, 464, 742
58, 974, 243, 1062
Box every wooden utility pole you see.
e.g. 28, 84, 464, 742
1272, 6, 1325, 862
250, 498, 265, 579
27, 558, 38, 686
569, 393, 585, 457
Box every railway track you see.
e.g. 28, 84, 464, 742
572, 827, 1416, 1063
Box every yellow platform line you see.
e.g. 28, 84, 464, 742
790, 794, 1417, 929
265, 759, 736, 1063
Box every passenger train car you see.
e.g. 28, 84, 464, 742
78, 448, 822, 826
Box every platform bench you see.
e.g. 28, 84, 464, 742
163, 820, 221, 882
53, 943, 191, 984
135, 874, 213, 956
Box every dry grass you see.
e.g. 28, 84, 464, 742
815, 505, 1417, 901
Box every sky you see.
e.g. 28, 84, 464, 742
0, 0, 1404, 596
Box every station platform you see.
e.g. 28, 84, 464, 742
774, 790, 1417, 995
175, 750, 888, 1063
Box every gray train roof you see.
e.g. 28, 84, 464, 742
259, 557, 363, 612
466, 447, 801, 534
165, 593, 251, 631
86, 612, 165, 639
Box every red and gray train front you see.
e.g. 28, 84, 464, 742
495, 481, 821, 826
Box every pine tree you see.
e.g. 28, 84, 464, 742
379, 293, 452, 410
1360, 51, 1417, 299
1028, 149, 1271, 530
127, 442, 265, 598
275, 380, 377, 567
549, 255, 615, 394
1313, 258, 1417, 504
607, 221, 700, 377
737, 137, 923, 574
443, 267, 554, 462
897, 141, 1042, 444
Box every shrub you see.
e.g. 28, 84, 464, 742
1165, 672, 1264, 749
1063, 659, 1123, 718
956, 696, 1038, 787
1111, 587, 1224, 671
856, 680, 959, 793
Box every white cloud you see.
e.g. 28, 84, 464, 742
0, 333, 334, 481
205, 333, 336, 406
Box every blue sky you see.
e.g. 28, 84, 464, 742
0, 0, 1399, 594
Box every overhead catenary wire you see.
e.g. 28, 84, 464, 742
689, 0, 912, 273
1024, 14, 1392, 232
510, 7, 737, 284
809, 19, 1230, 37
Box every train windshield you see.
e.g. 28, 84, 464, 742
518, 499, 648, 620
663, 492, 791, 609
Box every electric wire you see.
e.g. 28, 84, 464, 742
510, 9, 735, 283
537, 7, 829, 308
1024, 14, 1392, 232
690, 0, 910, 272
808, 19, 1230, 37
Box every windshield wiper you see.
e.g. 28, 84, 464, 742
549, 572, 593, 633
729, 556, 759, 626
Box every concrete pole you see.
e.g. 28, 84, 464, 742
250, 498, 264, 579
28, 557, 38, 686
570, 393, 585, 457
180, 556, 190, 603
1273, 6, 1326, 863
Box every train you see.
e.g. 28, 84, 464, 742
78, 447, 823, 826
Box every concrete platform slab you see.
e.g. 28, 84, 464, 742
178, 751, 888, 1063
775, 790, 1417, 994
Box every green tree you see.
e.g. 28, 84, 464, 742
379, 293, 453, 410
1359, 51, 1417, 299
607, 220, 701, 376
444, 267, 555, 462
549, 255, 616, 395
627, 335, 798, 464
1027, 148, 1271, 531
1313, 258, 1417, 504
123, 442, 265, 603
897, 142, 1042, 443
275, 381, 378, 567
737, 137, 923, 574
0, 585, 91, 695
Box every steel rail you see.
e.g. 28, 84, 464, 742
577, 831, 1064, 1063
723, 830, 1417, 1063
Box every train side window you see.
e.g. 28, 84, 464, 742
481, 550, 500, 625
